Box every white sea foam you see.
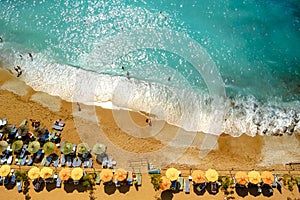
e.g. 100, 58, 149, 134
1, 47, 300, 136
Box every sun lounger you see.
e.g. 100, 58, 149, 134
185, 180, 190, 194
11, 174, 16, 185
72, 157, 77, 168
171, 180, 177, 190
211, 182, 218, 194
71, 144, 77, 155
77, 157, 82, 167
53, 157, 59, 167
52, 125, 63, 131
56, 177, 61, 188
41, 156, 47, 166
3, 177, 8, 185
88, 158, 93, 168
0, 176, 3, 185
45, 155, 53, 167
66, 156, 72, 167
115, 180, 121, 187
27, 156, 34, 166
20, 155, 27, 166
83, 157, 89, 168
17, 180, 22, 193
2, 118, 7, 126
178, 177, 184, 191
61, 154, 66, 166
102, 156, 108, 168
136, 173, 142, 186
7, 155, 13, 165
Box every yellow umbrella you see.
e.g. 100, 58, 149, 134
100, 169, 113, 182
0, 165, 11, 177
248, 171, 261, 184
59, 168, 71, 181
192, 170, 206, 184
28, 167, 40, 180
114, 168, 128, 182
205, 169, 219, 182
235, 171, 249, 185
40, 167, 53, 179
261, 171, 274, 185
166, 168, 179, 181
159, 176, 171, 191
71, 167, 83, 181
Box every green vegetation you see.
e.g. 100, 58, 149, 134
150, 174, 162, 191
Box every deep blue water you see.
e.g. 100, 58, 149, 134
0, 0, 300, 136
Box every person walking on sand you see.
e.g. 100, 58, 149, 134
14, 66, 22, 77
28, 52, 33, 61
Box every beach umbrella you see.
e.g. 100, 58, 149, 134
0, 141, 8, 152
114, 168, 128, 182
28, 167, 40, 180
59, 168, 71, 181
235, 171, 249, 185
100, 169, 113, 183
12, 140, 23, 152
93, 143, 106, 155
261, 171, 274, 185
166, 168, 179, 181
159, 176, 171, 191
205, 169, 219, 182
43, 142, 55, 154
192, 170, 206, 184
77, 143, 89, 154
71, 167, 83, 181
248, 171, 261, 185
60, 142, 73, 155
27, 141, 40, 154
40, 167, 53, 179
0, 165, 11, 177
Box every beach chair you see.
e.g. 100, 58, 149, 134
2, 118, 7, 126
185, 179, 190, 194
66, 156, 72, 167
45, 155, 53, 167
7, 154, 13, 165
3, 177, 9, 185
53, 157, 59, 167
41, 157, 47, 166
56, 177, 62, 188
178, 177, 184, 191
72, 157, 77, 168
102, 156, 108, 168
61, 154, 66, 166
272, 174, 280, 188
83, 157, 89, 168
88, 158, 93, 168
211, 182, 218, 194
108, 157, 116, 168
0, 176, 3, 185
77, 157, 82, 167
27, 156, 34, 166
171, 180, 177, 190
17, 180, 22, 193
52, 125, 63, 131
20, 155, 27, 166
11, 172, 16, 185
136, 173, 142, 186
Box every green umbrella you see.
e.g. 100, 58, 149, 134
0, 141, 8, 152
12, 140, 23, 152
77, 143, 89, 154
93, 143, 106, 155
43, 142, 55, 154
60, 142, 73, 155
27, 141, 40, 154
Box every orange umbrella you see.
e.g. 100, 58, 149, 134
235, 171, 249, 185
40, 167, 53, 179
205, 169, 219, 182
114, 168, 127, 182
59, 168, 71, 181
28, 167, 40, 180
166, 168, 179, 181
100, 169, 113, 183
248, 171, 261, 185
192, 170, 206, 184
261, 171, 274, 185
159, 176, 171, 191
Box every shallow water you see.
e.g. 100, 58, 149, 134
0, 0, 300, 136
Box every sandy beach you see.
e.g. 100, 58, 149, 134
0, 68, 300, 199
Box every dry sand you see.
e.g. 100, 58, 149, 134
0, 68, 300, 199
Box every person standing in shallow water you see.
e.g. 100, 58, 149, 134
28, 53, 33, 61
14, 66, 22, 77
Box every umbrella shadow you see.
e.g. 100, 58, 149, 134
193, 184, 206, 195
104, 183, 116, 195
4, 182, 16, 190
46, 182, 56, 192
276, 184, 282, 194
261, 184, 273, 197
161, 190, 174, 200
64, 182, 76, 193
235, 186, 248, 197
75, 183, 86, 193
248, 183, 261, 197
117, 185, 130, 194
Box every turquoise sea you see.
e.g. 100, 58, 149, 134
0, 0, 299, 136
